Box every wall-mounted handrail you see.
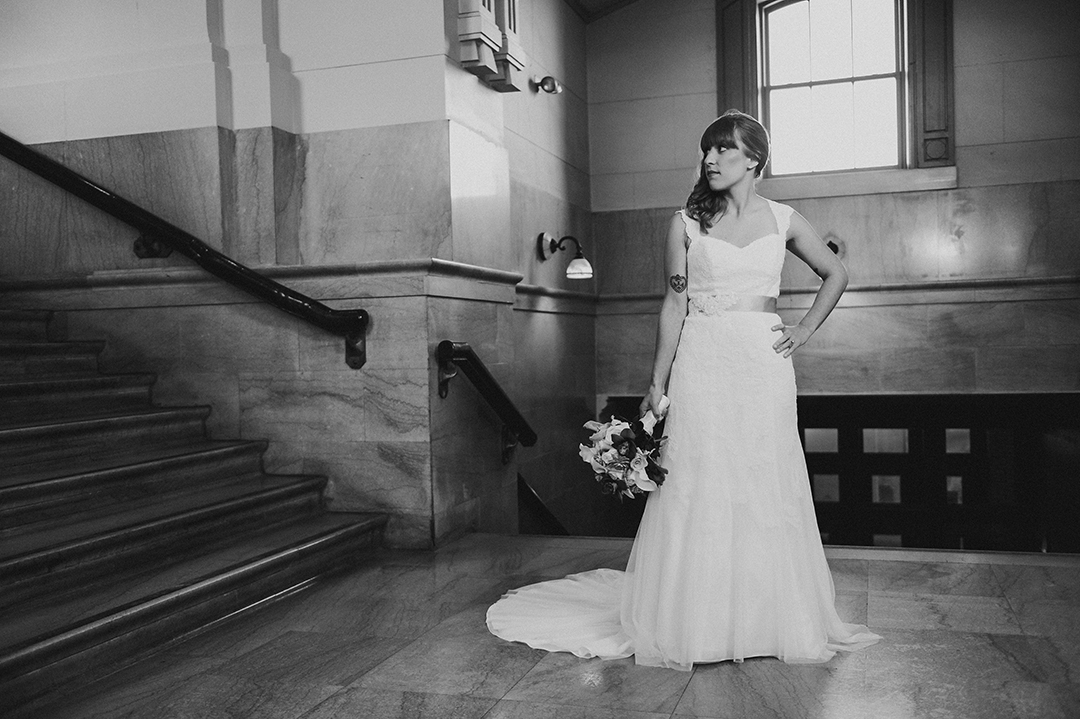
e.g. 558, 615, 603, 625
436, 340, 537, 459
0, 130, 369, 368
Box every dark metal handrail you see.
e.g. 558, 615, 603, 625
436, 340, 537, 460
0, 130, 368, 368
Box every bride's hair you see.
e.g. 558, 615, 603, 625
685, 110, 771, 232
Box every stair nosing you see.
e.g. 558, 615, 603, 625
0, 514, 387, 675
0, 406, 211, 437
0, 440, 269, 502
0, 475, 329, 572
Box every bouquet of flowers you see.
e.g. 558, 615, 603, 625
578, 397, 670, 499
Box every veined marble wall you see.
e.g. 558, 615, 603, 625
589, 0, 1080, 400
0, 262, 522, 548
594, 182, 1080, 397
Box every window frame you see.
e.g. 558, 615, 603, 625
758, 0, 907, 177
716, 0, 955, 198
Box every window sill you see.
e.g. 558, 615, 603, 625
757, 166, 957, 200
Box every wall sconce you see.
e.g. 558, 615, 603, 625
537, 233, 593, 279
531, 75, 563, 94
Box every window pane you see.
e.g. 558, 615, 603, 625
767, 1, 810, 85
853, 0, 897, 76
813, 474, 841, 502
946, 429, 971, 454
946, 475, 963, 504
853, 78, 899, 168
769, 86, 814, 174
872, 475, 902, 503
804, 428, 839, 452
811, 82, 856, 171
873, 533, 903, 547
863, 428, 909, 453
810, 0, 853, 81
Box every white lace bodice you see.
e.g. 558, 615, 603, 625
678, 199, 793, 306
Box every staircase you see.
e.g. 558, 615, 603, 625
0, 309, 387, 715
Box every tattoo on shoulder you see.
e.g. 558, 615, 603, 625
669, 274, 687, 293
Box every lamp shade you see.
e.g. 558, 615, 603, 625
565, 256, 593, 279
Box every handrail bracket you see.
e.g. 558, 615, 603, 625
437, 345, 459, 399
133, 233, 173, 258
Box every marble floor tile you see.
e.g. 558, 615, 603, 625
827, 558, 869, 592
209, 630, 408, 687
834, 590, 868, 625
868, 592, 1023, 634
354, 605, 546, 698
501, 652, 693, 714
296, 687, 497, 719
673, 656, 876, 719
992, 564, 1080, 604
40, 654, 226, 719
484, 699, 670, 718
32, 537, 1080, 719
869, 560, 1005, 597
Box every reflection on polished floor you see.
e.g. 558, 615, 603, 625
38, 533, 1080, 719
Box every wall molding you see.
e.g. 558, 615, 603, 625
0, 259, 525, 311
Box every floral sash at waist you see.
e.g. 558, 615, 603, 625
688, 293, 777, 315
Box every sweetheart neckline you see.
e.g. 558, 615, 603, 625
696, 232, 782, 250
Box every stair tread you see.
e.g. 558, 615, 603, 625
0, 512, 386, 654
0, 405, 209, 437
0, 373, 155, 392
0, 341, 104, 356
0, 438, 262, 489
0, 474, 325, 562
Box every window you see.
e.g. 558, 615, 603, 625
717, 0, 954, 182
762, 0, 901, 175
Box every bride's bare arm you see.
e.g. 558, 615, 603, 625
640, 214, 690, 417
771, 210, 848, 358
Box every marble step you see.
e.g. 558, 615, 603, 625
0, 310, 53, 341
0, 340, 103, 376
0, 440, 270, 533
0, 373, 156, 427
0, 512, 388, 716
0, 474, 328, 605
0, 406, 211, 468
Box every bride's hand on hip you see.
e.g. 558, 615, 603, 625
771, 323, 812, 358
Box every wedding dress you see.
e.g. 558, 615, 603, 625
487, 199, 880, 670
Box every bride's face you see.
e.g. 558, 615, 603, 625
703, 137, 756, 192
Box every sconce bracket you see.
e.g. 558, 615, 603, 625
536, 233, 557, 261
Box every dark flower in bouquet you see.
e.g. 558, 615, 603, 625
578, 410, 667, 499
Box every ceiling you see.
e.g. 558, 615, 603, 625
563, 0, 642, 23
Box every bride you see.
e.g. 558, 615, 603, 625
487, 110, 880, 670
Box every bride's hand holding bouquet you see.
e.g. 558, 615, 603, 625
578, 396, 670, 499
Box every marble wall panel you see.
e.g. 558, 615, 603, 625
0, 128, 228, 278
977, 345, 1080, 391
447, 122, 513, 273
297, 122, 452, 266
297, 296, 428, 373
220, 127, 277, 266
596, 296, 1080, 397
512, 303, 598, 529
427, 295, 519, 541
593, 208, 673, 296
509, 181, 592, 291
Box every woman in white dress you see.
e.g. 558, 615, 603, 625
488, 111, 880, 670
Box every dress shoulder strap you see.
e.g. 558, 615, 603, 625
677, 209, 696, 248
767, 199, 795, 240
